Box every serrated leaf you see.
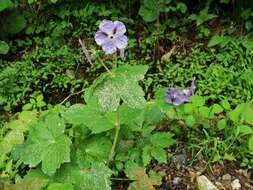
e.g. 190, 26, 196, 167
12, 113, 71, 175
0, 40, 9, 54
86, 65, 148, 112
150, 148, 167, 163
94, 79, 120, 112
63, 104, 114, 133
114, 65, 149, 81
127, 168, 160, 190
54, 163, 112, 190
0, 111, 37, 155
150, 133, 175, 148
113, 75, 146, 109
0, 0, 14, 12
142, 146, 151, 166
76, 136, 112, 168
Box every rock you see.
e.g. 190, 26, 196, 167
231, 179, 241, 190
197, 175, 218, 190
172, 154, 187, 168
172, 177, 181, 185
222, 174, 232, 181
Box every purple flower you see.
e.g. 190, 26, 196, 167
78, 38, 93, 65
165, 77, 196, 106
95, 20, 128, 56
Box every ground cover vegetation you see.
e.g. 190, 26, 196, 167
0, 0, 253, 189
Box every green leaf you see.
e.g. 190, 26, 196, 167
3, 10, 26, 34
0, 0, 14, 12
208, 35, 232, 48
76, 136, 112, 168
248, 135, 253, 152
189, 9, 217, 26
223, 153, 236, 161
2, 179, 47, 190
138, 0, 159, 22
241, 33, 253, 50
47, 183, 73, 190
237, 125, 253, 135
63, 104, 114, 133
114, 65, 149, 81
198, 106, 210, 118
142, 146, 151, 166
54, 163, 113, 190
155, 88, 174, 113
217, 119, 226, 130
189, 96, 205, 107
185, 115, 196, 128
94, 79, 120, 112
85, 65, 148, 113
12, 113, 71, 175
150, 148, 167, 163
150, 133, 175, 148
112, 74, 146, 109
221, 100, 231, 110
0, 111, 37, 155
211, 104, 224, 114
0, 40, 9, 54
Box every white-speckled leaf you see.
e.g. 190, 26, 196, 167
54, 163, 112, 190
94, 79, 120, 112
113, 74, 146, 109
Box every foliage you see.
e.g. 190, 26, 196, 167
0, 0, 26, 54
1, 0, 253, 189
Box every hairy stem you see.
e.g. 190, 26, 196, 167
97, 56, 112, 74
109, 109, 120, 161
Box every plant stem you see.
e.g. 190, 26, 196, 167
97, 56, 112, 74
109, 109, 120, 161
114, 53, 118, 69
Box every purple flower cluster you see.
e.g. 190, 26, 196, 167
95, 20, 128, 58
165, 77, 196, 106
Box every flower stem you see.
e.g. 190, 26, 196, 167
114, 53, 118, 69
97, 56, 112, 74
109, 109, 120, 162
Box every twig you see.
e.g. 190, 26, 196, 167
60, 89, 85, 105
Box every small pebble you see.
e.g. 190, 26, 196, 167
172, 177, 181, 185
197, 175, 218, 190
222, 174, 232, 181
172, 154, 187, 168
231, 179, 241, 190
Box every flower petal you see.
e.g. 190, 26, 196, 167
165, 88, 189, 106
115, 35, 128, 49
99, 20, 115, 35
78, 39, 93, 65
95, 31, 109, 46
119, 48, 125, 59
114, 21, 126, 35
102, 41, 117, 54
